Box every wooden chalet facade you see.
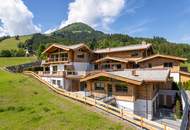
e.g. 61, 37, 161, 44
38, 42, 188, 119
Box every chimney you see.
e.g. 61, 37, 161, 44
132, 70, 138, 76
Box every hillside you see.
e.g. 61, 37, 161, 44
0, 22, 190, 61
55, 22, 95, 33
0, 35, 31, 51
0, 58, 134, 130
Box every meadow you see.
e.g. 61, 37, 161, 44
0, 35, 31, 51
0, 57, 135, 130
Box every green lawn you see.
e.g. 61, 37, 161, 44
0, 58, 135, 130
0, 35, 31, 51
0, 57, 37, 67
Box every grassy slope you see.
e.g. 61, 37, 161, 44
0, 57, 37, 67
0, 35, 31, 51
0, 58, 134, 130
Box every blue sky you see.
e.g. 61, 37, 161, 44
0, 0, 190, 43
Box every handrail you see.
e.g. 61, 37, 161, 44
23, 71, 175, 130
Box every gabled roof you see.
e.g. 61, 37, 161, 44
80, 71, 143, 85
42, 43, 91, 54
93, 56, 141, 63
80, 69, 170, 85
108, 69, 170, 82
94, 44, 152, 54
136, 54, 187, 63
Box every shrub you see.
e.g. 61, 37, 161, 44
33, 91, 38, 95
16, 49, 26, 57
17, 106, 25, 112
7, 106, 15, 111
175, 99, 182, 119
15, 35, 19, 40
0, 50, 12, 57
0, 49, 25, 57
43, 107, 50, 112
0, 108, 5, 112
17, 42, 25, 48
172, 82, 179, 90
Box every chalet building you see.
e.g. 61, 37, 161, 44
38, 42, 187, 119
39, 43, 93, 91
81, 69, 172, 119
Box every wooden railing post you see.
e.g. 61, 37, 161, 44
164, 124, 166, 130
141, 117, 143, 128
120, 109, 123, 119
84, 97, 86, 104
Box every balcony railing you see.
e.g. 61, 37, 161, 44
38, 71, 65, 77
38, 70, 87, 77
45, 57, 68, 63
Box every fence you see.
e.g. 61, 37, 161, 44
180, 89, 189, 130
6, 61, 41, 73
23, 71, 175, 130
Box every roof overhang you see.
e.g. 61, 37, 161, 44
72, 43, 92, 53
42, 44, 70, 54
93, 56, 129, 63
94, 44, 152, 54
136, 54, 187, 63
80, 72, 143, 85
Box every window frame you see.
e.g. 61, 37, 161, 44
94, 82, 105, 91
115, 83, 128, 93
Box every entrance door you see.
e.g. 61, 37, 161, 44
107, 84, 112, 97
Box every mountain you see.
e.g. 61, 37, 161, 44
51, 22, 106, 44
1, 22, 190, 62
55, 22, 95, 33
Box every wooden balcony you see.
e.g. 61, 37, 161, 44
38, 71, 65, 77
43, 57, 69, 64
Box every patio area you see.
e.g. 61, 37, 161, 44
153, 108, 181, 130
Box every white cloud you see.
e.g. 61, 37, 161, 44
0, 0, 41, 37
124, 19, 154, 35
59, 0, 125, 30
44, 27, 57, 34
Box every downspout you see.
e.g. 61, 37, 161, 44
146, 85, 148, 119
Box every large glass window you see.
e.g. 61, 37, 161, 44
57, 80, 61, 87
102, 64, 110, 69
115, 83, 128, 92
52, 66, 57, 73
94, 82, 104, 90
60, 53, 68, 61
52, 80, 56, 84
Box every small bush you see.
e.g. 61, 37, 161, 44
33, 91, 38, 95
0, 108, 5, 112
30, 110, 36, 114
38, 102, 43, 106
175, 99, 182, 119
17, 106, 25, 112
43, 107, 50, 112
7, 106, 15, 111
31, 115, 42, 122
